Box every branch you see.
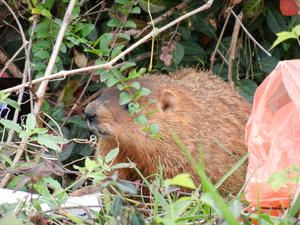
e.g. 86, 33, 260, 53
33, 0, 77, 115
0, 47, 23, 78
210, 8, 231, 72
230, 9, 271, 57
228, 11, 243, 87
2, 0, 214, 94
135, 1, 189, 38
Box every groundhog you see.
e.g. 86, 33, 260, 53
85, 68, 251, 194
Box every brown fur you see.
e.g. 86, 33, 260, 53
85, 69, 251, 193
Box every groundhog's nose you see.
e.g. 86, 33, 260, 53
84, 106, 97, 125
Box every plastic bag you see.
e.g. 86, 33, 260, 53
245, 59, 300, 211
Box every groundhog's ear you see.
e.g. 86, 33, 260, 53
161, 90, 177, 112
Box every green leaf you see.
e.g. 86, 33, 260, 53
130, 7, 141, 14
0, 92, 10, 102
81, 24, 95, 37
172, 42, 184, 65
0, 119, 22, 133
111, 45, 125, 59
112, 196, 123, 220
128, 102, 140, 115
192, 14, 216, 39
236, 79, 258, 103
134, 115, 148, 126
35, 134, 67, 151
243, 0, 263, 18
107, 77, 119, 87
44, 0, 55, 10
294, 24, 300, 36
116, 0, 131, 4
85, 157, 97, 172
4, 98, 20, 110
46, 134, 68, 144
36, 135, 60, 150
40, 8, 52, 18
270, 31, 298, 50
138, 0, 166, 13
162, 198, 192, 223
94, 60, 106, 75
105, 148, 119, 163
268, 170, 288, 191
130, 212, 145, 225
136, 87, 151, 97
124, 21, 137, 29
35, 50, 50, 59
25, 114, 36, 131
120, 62, 136, 72
181, 41, 205, 56
258, 55, 278, 73
117, 33, 131, 40
127, 69, 142, 80
116, 182, 137, 194
35, 21, 50, 38
111, 163, 133, 169
119, 92, 132, 105
31, 8, 41, 15
130, 81, 140, 89
60, 43, 67, 53
32, 128, 48, 134
264, 8, 288, 34
99, 33, 113, 56
19, 130, 31, 139
149, 123, 159, 135
148, 99, 156, 104
34, 39, 52, 49
107, 18, 120, 28
100, 70, 112, 82
164, 173, 196, 190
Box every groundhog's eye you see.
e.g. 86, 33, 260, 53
123, 104, 129, 111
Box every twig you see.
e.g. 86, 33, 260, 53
228, 11, 243, 87
0, 12, 38, 188
60, 74, 94, 128
0, 0, 27, 44
0, 140, 28, 188
135, 1, 189, 38
2, 0, 214, 95
0, 48, 23, 78
230, 9, 271, 57
33, 0, 77, 115
210, 8, 231, 72
80, 90, 102, 107
217, 49, 229, 65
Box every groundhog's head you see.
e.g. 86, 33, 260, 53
84, 76, 182, 142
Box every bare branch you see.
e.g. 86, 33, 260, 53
34, 0, 77, 115
210, 8, 231, 72
230, 9, 271, 57
0, 47, 23, 78
228, 11, 243, 87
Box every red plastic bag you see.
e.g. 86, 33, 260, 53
245, 60, 300, 211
